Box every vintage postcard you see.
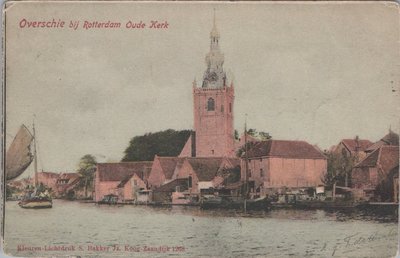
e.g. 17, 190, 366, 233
2, 1, 399, 257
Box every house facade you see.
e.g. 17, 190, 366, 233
352, 145, 399, 201
333, 137, 373, 163
55, 173, 82, 198
117, 173, 147, 203
175, 157, 239, 194
94, 161, 152, 202
242, 140, 327, 195
36, 172, 59, 191
147, 156, 184, 188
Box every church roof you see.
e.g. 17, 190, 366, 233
97, 161, 153, 182
247, 140, 326, 160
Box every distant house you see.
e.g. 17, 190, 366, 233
147, 156, 185, 188
333, 137, 373, 162
175, 157, 240, 194
55, 173, 82, 197
242, 140, 327, 195
94, 162, 152, 202
116, 172, 147, 203
352, 146, 399, 201
36, 172, 59, 192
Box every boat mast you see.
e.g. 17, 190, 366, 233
244, 114, 249, 213
33, 120, 38, 188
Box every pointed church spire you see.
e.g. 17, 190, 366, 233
202, 9, 226, 89
210, 8, 219, 39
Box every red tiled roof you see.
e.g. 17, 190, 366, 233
355, 148, 380, 167
97, 162, 153, 182
225, 158, 240, 167
58, 173, 81, 181
154, 178, 188, 192
366, 141, 385, 152
379, 146, 399, 174
117, 174, 140, 188
186, 157, 224, 181
341, 139, 373, 152
157, 157, 184, 180
366, 132, 399, 152
381, 131, 399, 145
37, 172, 59, 178
247, 140, 326, 159
355, 146, 399, 174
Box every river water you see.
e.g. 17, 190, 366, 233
3, 200, 399, 258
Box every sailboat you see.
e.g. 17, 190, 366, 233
6, 123, 52, 208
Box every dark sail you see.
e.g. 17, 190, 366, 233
6, 125, 34, 180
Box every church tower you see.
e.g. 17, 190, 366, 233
192, 13, 235, 157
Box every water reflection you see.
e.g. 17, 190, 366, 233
139, 204, 399, 223
4, 200, 399, 258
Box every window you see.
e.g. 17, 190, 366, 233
207, 98, 215, 111
260, 168, 264, 177
211, 150, 214, 155
188, 176, 192, 188
229, 103, 232, 113
221, 105, 224, 112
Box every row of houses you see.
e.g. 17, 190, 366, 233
7, 171, 82, 198
93, 131, 399, 205
93, 140, 328, 204
94, 156, 240, 203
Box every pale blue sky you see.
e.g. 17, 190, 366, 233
5, 2, 399, 176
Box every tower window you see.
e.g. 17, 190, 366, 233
260, 169, 264, 177
229, 103, 232, 113
207, 98, 215, 111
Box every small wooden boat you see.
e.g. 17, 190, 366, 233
18, 196, 52, 209
201, 195, 270, 211
98, 194, 118, 205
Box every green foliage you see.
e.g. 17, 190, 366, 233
247, 128, 257, 137
258, 132, 272, 140
236, 141, 257, 158
323, 149, 356, 187
246, 128, 272, 140
66, 189, 75, 200
122, 129, 192, 161
76, 154, 97, 198
78, 154, 97, 177
6, 185, 17, 198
